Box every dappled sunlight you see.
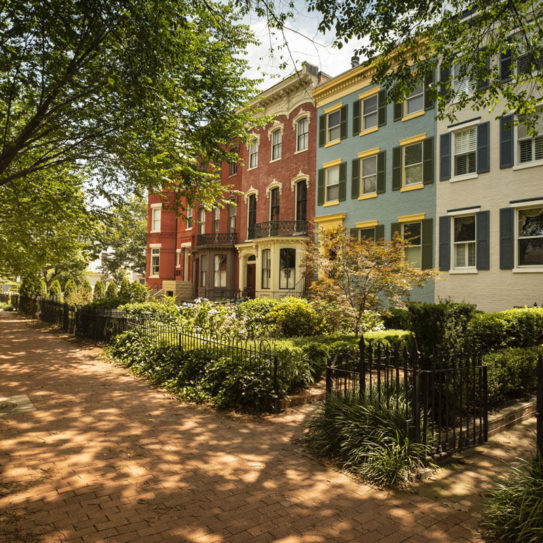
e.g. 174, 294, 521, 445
0, 312, 536, 542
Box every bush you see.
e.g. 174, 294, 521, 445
105, 282, 118, 298
363, 330, 414, 349
382, 307, 410, 331
19, 275, 42, 297
118, 278, 131, 303
305, 391, 433, 487
483, 347, 543, 408
482, 454, 543, 543
49, 279, 62, 300
234, 298, 280, 338
119, 300, 181, 324
265, 297, 323, 337
93, 280, 106, 300
64, 279, 78, 305
301, 342, 330, 382
80, 280, 93, 304
469, 308, 543, 353
129, 282, 148, 303
40, 279, 48, 298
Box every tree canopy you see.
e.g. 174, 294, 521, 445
0, 0, 261, 209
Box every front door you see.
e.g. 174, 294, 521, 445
246, 263, 256, 298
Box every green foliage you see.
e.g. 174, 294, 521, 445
79, 280, 93, 304
305, 391, 433, 487
128, 282, 148, 303
482, 455, 543, 543
49, 280, 62, 300
0, 302, 12, 310
105, 282, 118, 299
382, 308, 410, 330
64, 279, 78, 305
40, 279, 48, 298
93, 280, 106, 300
234, 297, 280, 337
119, 301, 180, 325
483, 347, 543, 408
300, 342, 330, 382
265, 297, 323, 337
118, 278, 131, 304
468, 308, 543, 353
363, 330, 414, 349
19, 275, 42, 297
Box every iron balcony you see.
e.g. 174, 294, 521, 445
251, 220, 310, 239
195, 232, 237, 247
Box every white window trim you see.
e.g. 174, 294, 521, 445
514, 114, 543, 168
513, 205, 543, 273
360, 154, 378, 197
450, 213, 477, 272
291, 172, 310, 191
266, 179, 283, 198
450, 125, 478, 182
293, 112, 310, 154
325, 164, 340, 204
150, 205, 162, 233
404, 85, 424, 117
176, 249, 181, 268
403, 141, 424, 187
186, 208, 193, 230
248, 134, 260, 170
244, 186, 259, 204
268, 123, 284, 163
149, 243, 162, 248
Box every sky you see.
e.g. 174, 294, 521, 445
240, 1, 359, 90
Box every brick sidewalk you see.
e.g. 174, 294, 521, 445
0, 312, 536, 543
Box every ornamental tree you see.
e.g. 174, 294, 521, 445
304, 227, 436, 336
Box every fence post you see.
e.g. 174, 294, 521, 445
537, 355, 543, 457
358, 335, 365, 398
411, 347, 421, 443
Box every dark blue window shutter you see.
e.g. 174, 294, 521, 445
340, 105, 348, 140
499, 207, 514, 269
376, 224, 385, 240
377, 151, 386, 194
392, 147, 402, 190
317, 169, 325, 206
393, 102, 402, 122
350, 228, 358, 239
391, 222, 401, 240
378, 90, 387, 126
351, 158, 360, 199
478, 49, 490, 90
318, 116, 326, 148
338, 162, 347, 201
501, 48, 512, 82
423, 137, 434, 185
500, 115, 514, 169
439, 216, 451, 271
476, 210, 490, 270
440, 133, 451, 181
477, 122, 490, 173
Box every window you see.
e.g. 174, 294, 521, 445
517, 46, 543, 75
326, 164, 340, 202
228, 202, 236, 233
361, 155, 377, 195
363, 94, 378, 130
214, 255, 227, 288
327, 110, 341, 143
249, 139, 258, 169
261, 249, 271, 289
453, 215, 476, 268
405, 84, 424, 115
452, 64, 474, 96
198, 208, 206, 235
247, 194, 256, 238
200, 255, 207, 287
403, 222, 422, 268
454, 127, 477, 176
518, 207, 543, 266
296, 180, 307, 222
270, 187, 280, 221
186, 207, 193, 229
151, 207, 161, 232
279, 248, 295, 289
297, 117, 309, 151
229, 162, 238, 176
213, 208, 220, 233
151, 248, 160, 275
359, 227, 376, 241
404, 143, 423, 186
271, 129, 282, 161
518, 114, 543, 164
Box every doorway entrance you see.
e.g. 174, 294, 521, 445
246, 263, 256, 298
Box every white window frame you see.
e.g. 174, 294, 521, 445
176, 249, 181, 268
452, 64, 475, 98
198, 208, 206, 235
327, 110, 341, 144
279, 248, 296, 289
515, 205, 543, 270
271, 129, 282, 161
403, 142, 424, 187
405, 84, 424, 116
214, 254, 227, 288
516, 112, 543, 167
402, 222, 422, 269
325, 164, 340, 203
453, 127, 477, 178
249, 139, 259, 169
362, 94, 379, 131
150, 204, 161, 233
296, 116, 309, 152
213, 208, 220, 233
150, 247, 160, 277
451, 214, 477, 271
360, 155, 378, 196
186, 207, 193, 230
261, 248, 271, 289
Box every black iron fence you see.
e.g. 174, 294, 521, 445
537, 355, 543, 457
326, 339, 488, 456
195, 232, 237, 246
253, 220, 310, 239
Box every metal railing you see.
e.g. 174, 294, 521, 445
326, 338, 488, 456
253, 220, 310, 239
195, 232, 237, 246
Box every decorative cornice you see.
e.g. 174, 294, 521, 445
244, 186, 259, 203
266, 179, 283, 198
291, 171, 310, 191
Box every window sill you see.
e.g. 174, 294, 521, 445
323, 200, 340, 207
400, 184, 424, 192
359, 126, 378, 137
358, 193, 377, 200
449, 268, 478, 275
513, 160, 543, 171
324, 139, 341, 148
149, 275, 159, 279
451, 173, 478, 183
150, 229, 161, 234
295, 148, 308, 155
513, 267, 543, 273
247, 166, 258, 171
270, 157, 282, 163
402, 110, 425, 122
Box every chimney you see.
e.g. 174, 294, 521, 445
351, 55, 360, 68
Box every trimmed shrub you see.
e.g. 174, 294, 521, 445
363, 330, 414, 349
49, 279, 62, 300
118, 278, 131, 304
382, 307, 410, 331
40, 279, 48, 298
64, 279, 78, 305
80, 280, 93, 304
265, 297, 323, 337
93, 280, 106, 300
234, 297, 280, 338
19, 275, 42, 297
301, 342, 330, 382
483, 347, 543, 408
129, 282, 148, 303
105, 282, 118, 298
482, 454, 543, 543
119, 300, 180, 324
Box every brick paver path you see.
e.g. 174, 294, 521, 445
0, 312, 536, 543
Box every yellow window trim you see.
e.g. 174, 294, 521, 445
398, 213, 425, 223
324, 139, 341, 148
359, 126, 379, 137
323, 200, 340, 208
358, 86, 380, 101
356, 220, 378, 228
323, 158, 342, 169
314, 213, 347, 224
402, 110, 425, 122
324, 102, 343, 115
357, 147, 380, 159
399, 133, 427, 146
400, 183, 424, 192
358, 193, 378, 201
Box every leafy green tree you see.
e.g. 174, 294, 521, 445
105, 282, 118, 299
118, 279, 131, 304
305, 0, 543, 125
93, 281, 106, 301
129, 282, 149, 303
40, 280, 48, 298
19, 275, 42, 297
64, 280, 78, 305
49, 280, 62, 300
80, 280, 93, 304
0, 0, 261, 209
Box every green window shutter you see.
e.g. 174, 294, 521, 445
500, 207, 514, 269
391, 222, 401, 240
340, 105, 348, 140
438, 216, 451, 271
393, 102, 403, 122
378, 90, 387, 126
423, 137, 434, 185
421, 218, 434, 270
351, 158, 360, 199
338, 162, 347, 201
317, 168, 325, 206
352, 100, 361, 136
350, 228, 359, 240
376, 224, 385, 240
392, 146, 402, 190
424, 70, 435, 110
377, 151, 386, 194
318, 115, 326, 147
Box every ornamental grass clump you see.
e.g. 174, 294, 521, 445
482, 454, 543, 543
305, 391, 433, 488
